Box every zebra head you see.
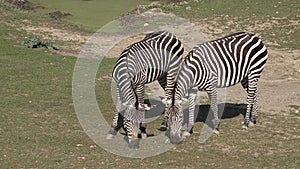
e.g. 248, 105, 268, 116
167, 99, 183, 144
122, 102, 141, 148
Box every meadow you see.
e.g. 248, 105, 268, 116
30, 0, 150, 31
1, 0, 299, 168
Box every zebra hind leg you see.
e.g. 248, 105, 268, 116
242, 79, 258, 129
249, 93, 258, 127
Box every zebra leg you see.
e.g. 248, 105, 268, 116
207, 86, 220, 134
159, 116, 169, 131
243, 79, 258, 129
251, 97, 258, 125
158, 73, 170, 131
249, 88, 258, 127
183, 89, 197, 137
140, 122, 147, 139
106, 111, 122, 139
136, 84, 147, 139
106, 86, 123, 139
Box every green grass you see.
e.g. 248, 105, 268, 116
1, 0, 300, 168
157, 0, 300, 49
29, 0, 150, 31
1, 36, 299, 167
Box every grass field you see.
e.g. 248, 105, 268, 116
29, 0, 150, 31
1, 0, 299, 168
158, 0, 300, 49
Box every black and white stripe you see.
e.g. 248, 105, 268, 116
167, 32, 268, 144
107, 31, 184, 146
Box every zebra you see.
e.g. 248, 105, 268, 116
106, 31, 184, 147
165, 32, 268, 144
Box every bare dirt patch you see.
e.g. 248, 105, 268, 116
20, 24, 89, 56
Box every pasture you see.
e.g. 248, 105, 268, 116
1, 0, 299, 168
29, 0, 149, 31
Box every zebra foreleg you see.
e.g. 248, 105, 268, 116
207, 86, 220, 135
106, 111, 123, 139
159, 98, 171, 131
136, 84, 148, 139
183, 89, 197, 137
159, 115, 169, 131
107, 87, 123, 139
157, 73, 172, 131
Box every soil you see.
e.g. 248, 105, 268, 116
19, 8, 300, 114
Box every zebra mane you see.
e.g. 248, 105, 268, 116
209, 32, 255, 44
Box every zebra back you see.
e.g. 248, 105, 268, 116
113, 31, 184, 104
191, 32, 268, 88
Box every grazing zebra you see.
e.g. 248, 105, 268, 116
166, 32, 268, 144
106, 31, 184, 147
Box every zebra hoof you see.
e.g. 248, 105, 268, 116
182, 131, 191, 138
128, 139, 139, 149
212, 129, 220, 135
106, 128, 117, 139
141, 133, 147, 139
249, 121, 255, 127
242, 125, 249, 130
106, 134, 115, 139
159, 125, 167, 131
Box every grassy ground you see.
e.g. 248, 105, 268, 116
1, 0, 299, 168
29, 0, 150, 31
158, 0, 299, 49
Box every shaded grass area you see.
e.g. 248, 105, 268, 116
158, 0, 300, 49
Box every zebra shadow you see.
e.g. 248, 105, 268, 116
181, 103, 247, 129
117, 100, 246, 139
